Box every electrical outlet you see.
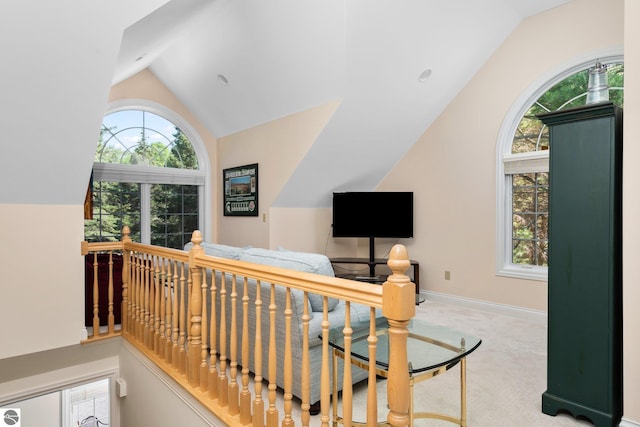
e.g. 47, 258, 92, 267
444, 270, 451, 280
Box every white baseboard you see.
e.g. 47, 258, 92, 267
620, 419, 640, 427
422, 290, 547, 322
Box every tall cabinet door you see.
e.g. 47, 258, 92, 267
540, 102, 622, 427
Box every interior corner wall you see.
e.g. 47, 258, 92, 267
623, 0, 640, 424
217, 100, 341, 249
0, 204, 85, 359
108, 69, 219, 242
119, 341, 222, 427
378, 0, 623, 312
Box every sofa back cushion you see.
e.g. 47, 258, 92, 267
240, 248, 339, 311
184, 242, 245, 260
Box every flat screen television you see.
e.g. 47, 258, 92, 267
332, 191, 414, 238
332, 191, 413, 278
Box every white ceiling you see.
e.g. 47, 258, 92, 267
113, 0, 573, 208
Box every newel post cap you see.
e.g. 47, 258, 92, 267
382, 244, 415, 320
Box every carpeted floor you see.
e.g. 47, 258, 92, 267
344, 299, 595, 426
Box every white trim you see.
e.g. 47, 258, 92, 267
423, 290, 547, 323
0, 357, 119, 407
495, 47, 624, 280
503, 151, 549, 174
620, 419, 640, 427
92, 163, 205, 185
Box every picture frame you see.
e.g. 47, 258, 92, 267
223, 163, 258, 216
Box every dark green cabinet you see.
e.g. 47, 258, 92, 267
540, 102, 622, 427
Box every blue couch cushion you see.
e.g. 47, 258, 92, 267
239, 247, 339, 311
184, 241, 245, 260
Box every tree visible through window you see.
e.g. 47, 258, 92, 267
85, 109, 204, 249
507, 62, 623, 268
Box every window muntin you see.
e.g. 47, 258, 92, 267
499, 59, 623, 279
150, 183, 199, 248
85, 181, 141, 243
99, 110, 198, 169
85, 107, 205, 249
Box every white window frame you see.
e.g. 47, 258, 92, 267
93, 99, 211, 244
496, 48, 623, 281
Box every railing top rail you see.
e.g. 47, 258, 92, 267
81, 240, 124, 255
123, 241, 190, 263
193, 253, 384, 308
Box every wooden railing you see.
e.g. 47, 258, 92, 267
81, 227, 416, 427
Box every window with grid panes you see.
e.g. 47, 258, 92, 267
498, 59, 623, 279
85, 107, 206, 249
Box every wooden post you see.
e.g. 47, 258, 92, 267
188, 230, 204, 387
121, 226, 131, 335
383, 244, 415, 427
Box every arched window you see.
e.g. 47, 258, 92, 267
84, 102, 207, 249
497, 56, 623, 280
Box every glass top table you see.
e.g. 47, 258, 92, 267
327, 317, 482, 426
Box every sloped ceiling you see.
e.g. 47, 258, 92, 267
114, 0, 572, 208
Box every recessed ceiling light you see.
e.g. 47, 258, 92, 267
418, 69, 432, 82
217, 74, 229, 86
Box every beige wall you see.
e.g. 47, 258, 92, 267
623, 0, 640, 424
217, 100, 341, 249
0, 205, 85, 359
380, 0, 623, 311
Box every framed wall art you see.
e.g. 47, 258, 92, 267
223, 163, 258, 216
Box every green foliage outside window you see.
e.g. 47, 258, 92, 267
511, 63, 623, 266
85, 110, 200, 249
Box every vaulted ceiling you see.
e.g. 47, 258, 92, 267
114, 0, 573, 208
0, 0, 572, 207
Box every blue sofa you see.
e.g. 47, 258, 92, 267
185, 242, 378, 411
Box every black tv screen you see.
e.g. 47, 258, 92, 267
332, 192, 413, 238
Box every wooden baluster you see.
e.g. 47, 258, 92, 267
218, 271, 229, 406
171, 260, 179, 368
240, 275, 251, 424
367, 307, 378, 426
132, 253, 139, 337
300, 293, 311, 427
107, 251, 115, 334
121, 226, 131, 335
92, 252, 100, 336
144, 254, 152, 348
165, 259, 178, 366
383, 244, 415, 427
135, 253, 143, 340
178, 262, 187, 374
208, 269, 219, 400
186, 267, 192, 372
154, 255, 162, 352
282, 287, 294, 427
321, 297, 331, 427
229, 273, 239, 414
342, 302, 353, 427
200, 266, 209, 391
188, 231, 204, 387
253, 280, 265, 427
159, 258, 167, 359
266, 283, 278, 427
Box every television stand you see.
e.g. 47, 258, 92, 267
329, 257, 423, 304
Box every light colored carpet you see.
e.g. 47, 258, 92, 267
336, 299, 594, 426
